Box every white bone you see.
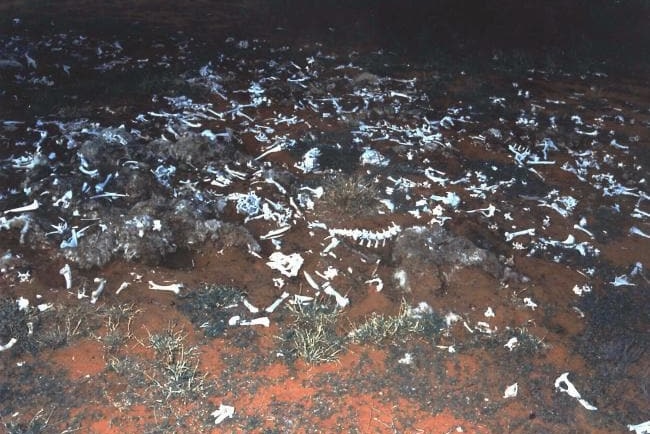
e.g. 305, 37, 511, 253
630, 226, 650, 239
554, 372, 597, 410
242, 298, 259, 313
504, 383, 518, 398
504, 337, 519, 351
240, 317, 270, 327
628, 421, 650, 434
322, 283, 349, 308
265, 291, 289, 313
211, 404, 235, 425
291, 294, 314, 305
322, 238, 340, 254
148, 281, 183, 295
466, 204, 497, 218
37, 303, 53, 312
260, 225, 291, 240
116, 282, 130, 295
365, 277, 383, 292
59, 264, 72, 289
91, 278, 106, 304
523, 297, 538, 310
0, 337, 18, 352
505, 228, 535, 241
3, 200, 39, 215
266, 252, 304, 277
303, 272, 320, 290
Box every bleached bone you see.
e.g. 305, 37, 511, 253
365, 277, 383, 292
265, 291, 289, 313
59, 264, 72, 289
322, 282, 349, 308
322, 238, 340, 254
504, 228, 535, 241
242, 298, 259, 313
115, 282, 130, 295
211, 404, 235, 425
0, 337, 17, 352
37, 303, 53, 312
554, 372, 597, 411
503, 383, 519, 398
504, 337, 519, 351
16, 297, 29, 311
628, 421, 650, 434
148, 281, 183, 295
503, 383, 518, 398
466, 204, 497, 218
3, 200, 39, 215
260, 225, 291, 240
523, 297, 538, 310
328, 222, 401, 248
240, 317, 270, 327
91, 278, 106, 304
266, 252, 304, 277
291, 294, 314, 305
573, 218, 594, 238
303, 272, 320, 291
630, 226, 650, 239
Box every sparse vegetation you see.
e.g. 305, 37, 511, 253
3, 408, 53, 434
280, 303, 345, 364
96, 304, 141, 352
319, 173, 380, 218
349, 301, 445, 345
37, 304, 102, 349
146, 325, 207, 400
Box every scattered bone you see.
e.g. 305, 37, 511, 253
504, 337, 519, 351
242, 298, 259, 313
503, 383, 518, 398
116, 282, 130, 295
265, 291, 290, 313
322, 282, 349, 308
211, 404, 235, 425
59, 264, 72, 289
3, 200, 40, 215
0, 338, 18, 352
259, 225, 291, 240
554, 372, 597, 411
505, 228, 535, 242
240, 317, 270, 327
266, 252, 304, 277
148, 281, 183, 295
303, 271, 320, 290
630, 226, 650, 239
365, 277, 383, 292
91, 278, 107, 304
627, 421, 650, 434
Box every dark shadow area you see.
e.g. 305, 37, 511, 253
2, 1, 648, 73
262, 0, 650, 72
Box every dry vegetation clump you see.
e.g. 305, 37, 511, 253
317, 173, 380, 220
96, 303, 141, 352
280, 303, 345, 364
146, 325, 207, 401
349, 301, 445, 345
